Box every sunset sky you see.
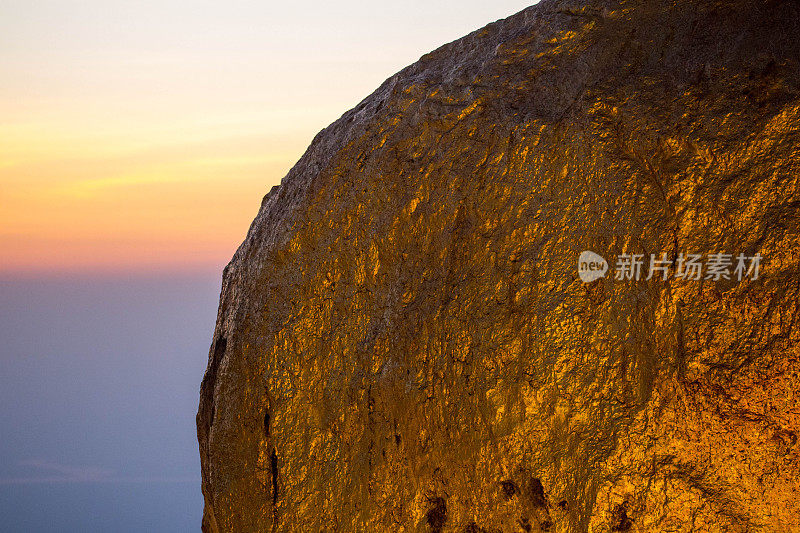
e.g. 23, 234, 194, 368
1, 0, 534, 275
1, 2, 538, 531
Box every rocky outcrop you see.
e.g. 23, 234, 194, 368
197, 0, 800, 531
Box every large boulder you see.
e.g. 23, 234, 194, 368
198, 0, 800, 531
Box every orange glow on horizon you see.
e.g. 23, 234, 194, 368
0, 127, 313, 274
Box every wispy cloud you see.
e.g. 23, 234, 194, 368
0, 459, 198, 485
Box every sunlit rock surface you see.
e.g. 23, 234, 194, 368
197, 0, 800, 530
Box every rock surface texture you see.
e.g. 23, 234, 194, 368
197, 0, 800, 531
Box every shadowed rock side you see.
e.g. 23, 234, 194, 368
197, 0, 800, 531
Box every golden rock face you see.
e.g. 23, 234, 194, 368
197, 0, 800, 531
